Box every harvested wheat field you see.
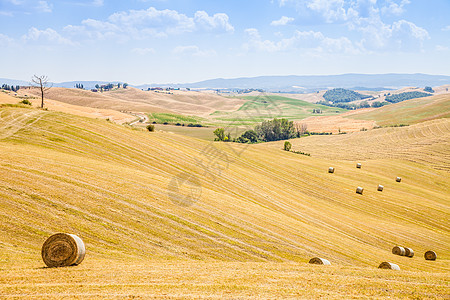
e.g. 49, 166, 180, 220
5, 89, 135, 124
0, 105, 449, 298
21, 87, 244, 118
285, 118, 450, 171
348, 93, 450, 126
295, 115, 376, 133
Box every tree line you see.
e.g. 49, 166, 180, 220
1, 84, 21, 92
385, 91, 431, 103
214, 118, 318, 144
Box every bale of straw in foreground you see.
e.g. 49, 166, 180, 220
424, 250, 437, 261
328, 167, 335, 173
404, 247, 414, 258
378, 262, 400, 270
377, 185, 384, 191
309, 257, 331, 265
42, 233, 85, 268
392, 246, 406, 256
356, 187, 364, 194
356, 163, 362, 168
396, 177, 402, 182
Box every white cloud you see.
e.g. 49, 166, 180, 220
131, 47, 156, 55
243, 28, 358, 54
194, 11, 234, 33
65, 7, 234, 40
0, 11, 14, 16
22, 27, 75, 45
271, 16, 294, 26
442, 25, 450, 31
381, 0, 410, 16
108, 7, 195, 35
36, 0, 52, 13
173, 45, 217, 57
357, 18, 429, 51
274, 0, 428, 52
0, 33, 16, 47
307, 0, 348, 22
7, 0, 24, 5
436, 45, 449, 52
92, 0, 103, 6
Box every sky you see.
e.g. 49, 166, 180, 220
1, 0, 449, 84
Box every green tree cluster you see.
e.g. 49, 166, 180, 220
214, 118, 297, 144
254, 118, 295, 142
424, 86, 434, 93
1, 84, 20, 92
323, 88, 371, 103
385, 92, 431, 103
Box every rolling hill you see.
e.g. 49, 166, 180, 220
0, 106, 448, 264
19, 86, 245, 121
347, 93, 450, 126
0, 96, 448, 297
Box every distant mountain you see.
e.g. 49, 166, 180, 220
2, 74, 449, 92
0, 78, 30, 87
0, 79, 124, 90
55, 81, 124, 90
136, 73, 450, 92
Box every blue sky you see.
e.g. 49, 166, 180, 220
1, 0, 449, 84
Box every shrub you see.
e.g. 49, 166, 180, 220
20, 99, 32, 105
292, 150, 310, 156
146, 124, 155, 132
424, 86, 434, 93
284, 141, 292, 151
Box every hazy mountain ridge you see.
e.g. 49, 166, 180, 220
2, 73, 449, 92
139, 73, 450, 92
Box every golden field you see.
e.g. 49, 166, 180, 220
0, 91, 449, 298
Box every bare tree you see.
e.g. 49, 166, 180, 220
31, 75, 52, 108
294, 122, 308, 136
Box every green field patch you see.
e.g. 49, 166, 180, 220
210, 95, 346, 125
148, 113, 205, 125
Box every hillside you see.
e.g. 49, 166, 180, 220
106, 88, 244, 117
0, 105, 448, 266
20, 87, 175, 114
0, 101, 449, 298
0, 90, 134, 124
20, 87, 244, 118
347, 93, 450, 126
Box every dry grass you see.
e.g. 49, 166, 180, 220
347, 93, 450, 126
1, 89, 134, 124
20, 87, 244, 118
0, 106, 448, 298
286, 118, 450, 171
0, 261, 448, 299
295, 115, 376, 133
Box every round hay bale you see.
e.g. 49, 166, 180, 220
328, 167, 335, 173
378, 262, 400, 270
356, 163, 362, 168
42, 233, 85, 268
424, 250, 437, 261
396, 177, 402, 182
356, 187, 364, 194
404, 247, 414, 258
309, 257, 331, 265
392, 246, 406, 256
377, 185, 384, 191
